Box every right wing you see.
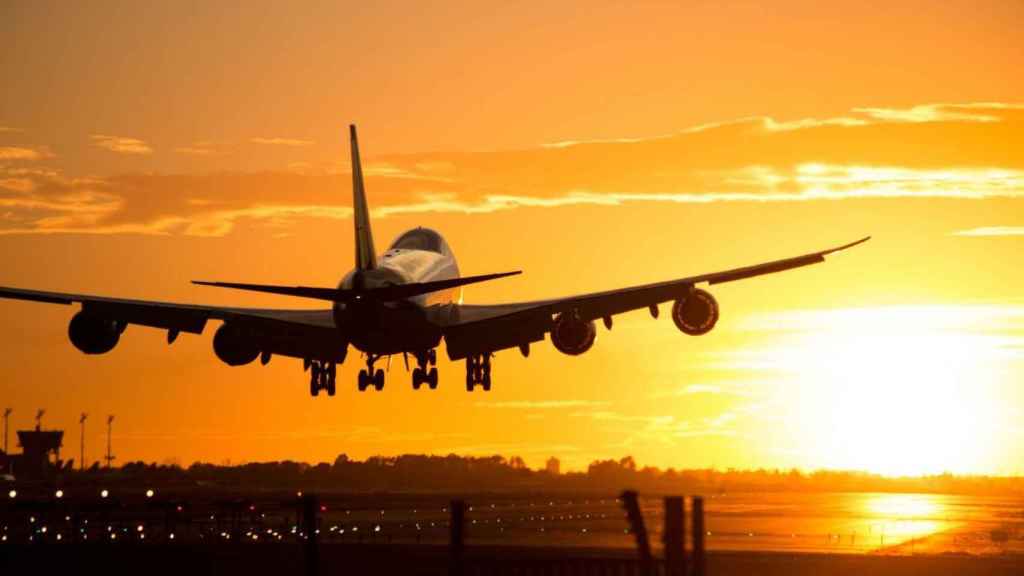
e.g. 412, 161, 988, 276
438, 236, 869, 360
0, 286, 346, 362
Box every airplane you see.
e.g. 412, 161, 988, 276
0, 126, 869, 397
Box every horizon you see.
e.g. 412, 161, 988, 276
3, 1, 1024, 478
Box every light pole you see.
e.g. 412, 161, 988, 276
2, 408, 10, 454
105, 415, 115, 469
80, 413, 88, 470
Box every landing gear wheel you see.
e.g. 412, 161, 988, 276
358, 370, 369, 392
466, 368, 475, 391
412, 368, 424, 390
326, 364, 337, 396
482, 374, 491, 392
373, 369, 385, 391
427, 368, 438, 390
310, 364, 322, 397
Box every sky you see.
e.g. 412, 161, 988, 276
1, 0, 1023, 475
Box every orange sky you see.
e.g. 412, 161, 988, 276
1, 1, 1023, 475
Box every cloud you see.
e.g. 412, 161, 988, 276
854, 103, 1024, 124
175, 141, 222, 156
91, 134, 153, 155
1, 101, 1022, 236
250, 137, 314, 147
475, 400, 610, 409
0, 146, 54, 161
0, 126, 22, 134
953, 226, 1024, 237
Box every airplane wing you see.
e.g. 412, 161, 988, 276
439, 236, 869, 360
0, 286, 346, 362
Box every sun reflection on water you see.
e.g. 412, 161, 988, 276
862, 493, 946, 542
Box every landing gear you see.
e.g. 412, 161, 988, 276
411, 349, 439, 390
308, 361, 336, 397
358, 355, 385, 392
465, 354, 492, 391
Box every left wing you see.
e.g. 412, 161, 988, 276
0, 286, 345, 362
439, 236, 869, 360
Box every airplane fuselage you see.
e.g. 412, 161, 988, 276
332, 227, 460, 355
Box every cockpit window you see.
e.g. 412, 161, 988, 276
391, 228, 443, 253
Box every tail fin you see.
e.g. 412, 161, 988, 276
350, 124, 377, 270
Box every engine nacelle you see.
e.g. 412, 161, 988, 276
213, 323, 260, 366
68, 311, 121, 355
551, 313, 597, 356
672, 289, 719, 336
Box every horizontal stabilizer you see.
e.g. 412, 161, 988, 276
193, 271, 521, 303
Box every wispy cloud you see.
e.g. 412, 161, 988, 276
953, 226, 1024, 237
0, 146, 54, 161
250, 137, 314, 147
475, 400, 610, 409
854, 103, 1024, 124
174, 141, 222, 156
91, 134, 152, 155
0, 126, 22, 134
1, 101, 1022, 236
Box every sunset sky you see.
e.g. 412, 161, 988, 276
1, 1, 1022, 476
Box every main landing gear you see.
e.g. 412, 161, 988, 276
308, 361, 337, 397
465, 353, 492, 391
358, 354, 385, 392
412, 349, 438, 390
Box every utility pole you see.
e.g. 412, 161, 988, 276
104, 415, 115, 469
35, 409, 45, 430
2, 408, 10, 454
79, 413, 88, 470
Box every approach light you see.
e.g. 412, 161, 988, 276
55, 489, 63, 499
7, 490, 15, 499
100, 489, 109, 498
145, 489, 154, 498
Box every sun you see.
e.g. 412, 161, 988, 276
742, 306, 1012, 476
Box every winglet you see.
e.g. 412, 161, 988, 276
350, 124, 377, 270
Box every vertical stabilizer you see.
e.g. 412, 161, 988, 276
350, 124, 377, 270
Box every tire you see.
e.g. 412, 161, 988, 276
310, 378, 319, 397
428, 368, 438, 390
482, 374, 491, 392
412, 368, 423, 390
357, 370, 367, 392
374, 369, 385, 391
465, 371, 474, 391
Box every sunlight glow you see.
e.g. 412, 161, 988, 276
728, 306, 1024, 475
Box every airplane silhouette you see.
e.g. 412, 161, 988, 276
0, 126, 869, 396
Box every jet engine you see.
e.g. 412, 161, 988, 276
551, 312, 597, 356
671, 289, 719, 336
213, 323, 260, 366
68, 311, 122, 354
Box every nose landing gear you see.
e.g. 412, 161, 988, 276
465, 353, 492, 391
307, 361, 337, 397
411, 349, 439, 390
358, 354, 385, 392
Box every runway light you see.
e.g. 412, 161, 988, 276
169, 533, 175, 540
146, 489, 154, 498
100, 489, 109, 498
136, 525, 144, 532
7, 490, 14, 499
55, 489, 64, 498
